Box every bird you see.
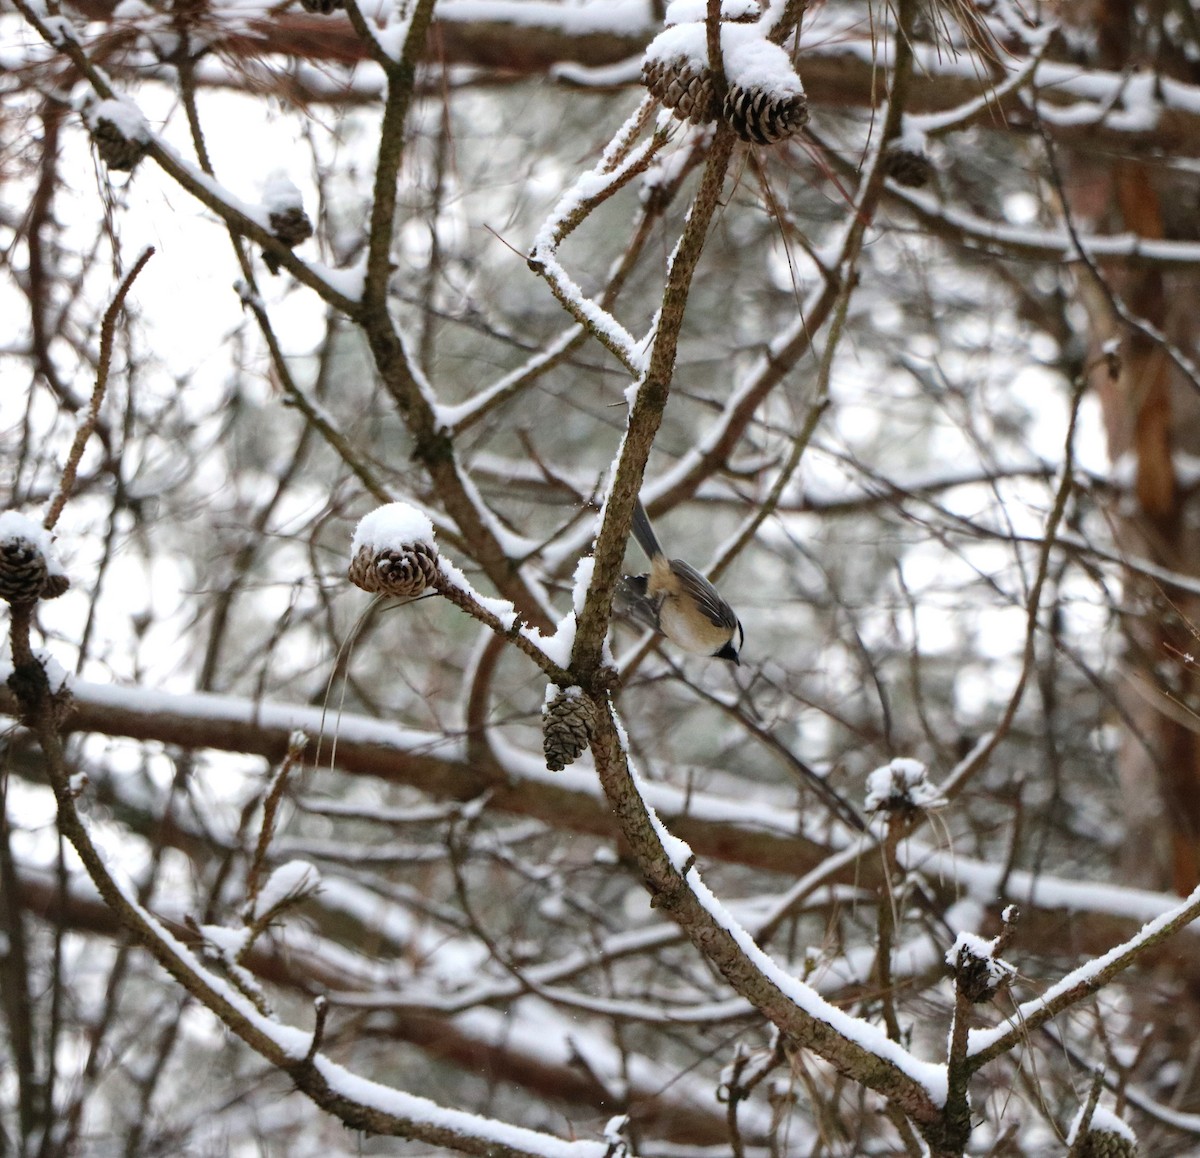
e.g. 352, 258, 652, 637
616, 500, 743, 664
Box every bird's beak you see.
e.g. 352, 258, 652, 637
716, 642, 740, 665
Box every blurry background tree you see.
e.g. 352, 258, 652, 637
6, 0, 1200, 1154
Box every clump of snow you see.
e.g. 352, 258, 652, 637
664, 0, 760, 25
570, 554, 595, 616
253, 860, 321, 920
893, 119, 929, 155
505, 563, 589, 670
262, 171, 304, 214
307, 258, 367, 304
33, 649, 72, 695
351, 503, 436, 558
84, 97, 149, 141
602, 1115, 630, 1156
865, 757, 947, 813
945, 931, 996, 971
530, 614, 576, 669
721, 24, 805, 96
1066, 1103, 1137, 1147
644, 21, 708, 70
201, 923, 251, 957
0, 511, 54, 555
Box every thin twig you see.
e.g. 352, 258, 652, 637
44, 246, 154, 531
939, 370, 1089, 802
244, 731, 310, 914
1065, 1069, 1105, 1158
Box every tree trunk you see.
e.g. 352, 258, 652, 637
1066, 1, 1200, 891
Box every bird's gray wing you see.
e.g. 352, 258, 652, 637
668, 559, 738, 632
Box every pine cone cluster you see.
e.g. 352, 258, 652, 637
90, 116, 148, 172
0, 532, 68, 605
724, 85, 808, 144
642, 18, 808, 146
347, 541, 439, 599
543, 687, 598, 772
884, 144, 933, 188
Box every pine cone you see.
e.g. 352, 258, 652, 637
723, 84, 809, 144
269, 205, 313, 247
543, 687, 598, 772
347, 542, 439, 598
0, 535, 49, 604
1076, 1127, 1137, 1158
642, 57, 721, 125
948, 938, 1014, 1004
884, 145, 933, 188
41, 572, 70, 600
90, 116, 148, 172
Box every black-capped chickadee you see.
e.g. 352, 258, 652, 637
616, 500, 744, 664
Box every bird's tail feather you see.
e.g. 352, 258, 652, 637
630, 500, 663, 561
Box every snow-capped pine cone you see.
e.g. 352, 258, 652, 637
1075, 1127, 1137, 1158
300, 0, 344, 12
543, 688, 598, 772
269, 206, 314, 248
883, 145, 933, 188
642, 57, 721, 125
347, 542, 439, 598
950, 945, 1012, 1004
723, 84, 809, 144
89, 116, 148, 172
955, 958, 1003, 1003
0, 536, 50, 604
